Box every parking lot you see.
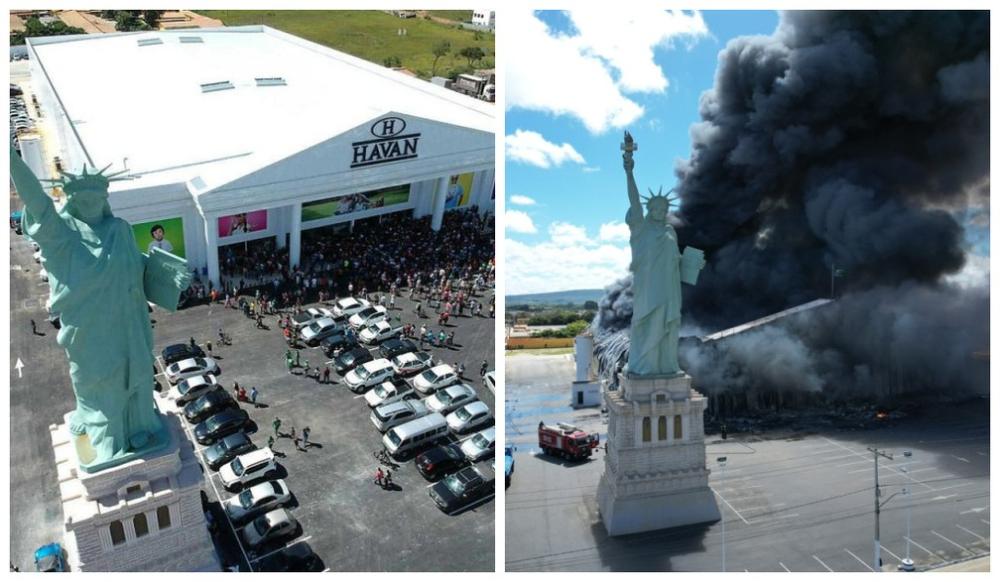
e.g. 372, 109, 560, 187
505, 354, 990, 572
9, 218, 495, 571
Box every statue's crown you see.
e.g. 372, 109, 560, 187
41, 163, 128, 195
642, 186, 679, 210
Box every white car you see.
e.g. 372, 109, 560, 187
219, 448, 277, 491
290, 307, 325, 331
299, 317, 342, 346
445, 401, 493, 433
364, 380, 414, 408
174, 373, 221, 405
331, 297, 371, 318
359, 321, 403, 344
391, 351, 434, 376
223, 479, 291, 524
349, 305, 389, 330
165, 357, 220, 385
242, 508, 299, 550
370, 399, 431, 432
484, 371, 496, 393
423, 384, 478, 415
460, 426, 496, 462
412, 364, 459, 395
344, 358, 396, 392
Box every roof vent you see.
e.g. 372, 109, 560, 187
200, 81, 234, 93
255, 77, 287, 87
179, 36, 204, 44
137, 38, 163, 47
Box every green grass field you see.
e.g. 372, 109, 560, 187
198, 10, 492, 79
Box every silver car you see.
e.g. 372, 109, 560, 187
223, 479, 291, 524
165, 357, 220, 384
242, 508, 298, 549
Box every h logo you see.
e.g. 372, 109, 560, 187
371, 116, 406, 138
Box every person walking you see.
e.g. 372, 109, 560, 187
384, 469, 393, 488
267, 435, 275, 451
375, 467, 384, 487
206, 339, 213, 356
250, 386, 259, 406
480, 359, 489, 378
272, 417, 281, 437
289, 425, 297, 446
302, 426, 311, 448
322, 366, 331, 384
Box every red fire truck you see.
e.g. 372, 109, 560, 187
538, 422, 600, 461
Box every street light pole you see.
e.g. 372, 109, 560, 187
901, 451, 914, 571
718, 456, 727, 573
869, 447, 893, 572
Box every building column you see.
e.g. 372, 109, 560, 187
204, 213, 220, 290
289, 202, 302, 271
274, 207, 286, 249
431, 175, 449, 231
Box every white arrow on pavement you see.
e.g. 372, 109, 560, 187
15, 358, 25, 378
961, 506, 989, 515
931, 494, 957, 502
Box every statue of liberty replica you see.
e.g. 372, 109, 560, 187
597, 132, 720, 536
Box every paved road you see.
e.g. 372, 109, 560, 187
505, 354, 990, 572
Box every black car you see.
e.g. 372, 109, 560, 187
204, 432, 256, 471
183, 388, 237, 424
379, 338, 418, 360
254, 548, 324, 572
415, 443, 467, 481
161, 343, 206, 366
320, 332, 359, 357
193, 409, 249, 445
334, 347, 374, 375
428, 464, 495, 514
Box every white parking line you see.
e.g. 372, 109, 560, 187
250, 535, 313, 564
980, 519, 990, 526
955, 524, 987, 543
739, 503, 786, 513
950, 455, 971, 463
931, 530, 972, 555
778, 562, 790, 572
812, 555, 834, 572
821, 438, 934, 491
879, 543, 902, 562
710, 488, 751, 525
905, 536, 936, 557
844, 548, 874, 571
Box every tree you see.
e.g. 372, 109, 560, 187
382, 55, 402, 68
143, 11, 165, 30
115, 11, 149, 32
431, 41, 451, 77
583, 300, 599, 310
458, 46, 485, 67
11, 17, 84, 45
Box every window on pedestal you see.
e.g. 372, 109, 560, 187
673, 415, 683, 440
641, 417, 651, 442
134, 513, 149, 538
109, 520, 126, 546
657, 416, 667, 441
157, 505, 172, 530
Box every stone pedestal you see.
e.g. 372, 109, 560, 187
597, 371, 720, 536
50, 397, 220, 572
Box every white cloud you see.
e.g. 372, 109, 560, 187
507, 9, 709, 133
599, 221, 630, 242
582, 166, 601, 173
505, 221, 632, 295
509, 194, 537, 206
945, 253, 989, 289
505, 210, 538, 234
505, 129, 586, 168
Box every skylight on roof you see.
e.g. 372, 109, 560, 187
137, 38, 163, 47
179, 36, 204, 44
255, 77, 287, 87
200, 81, 234, 93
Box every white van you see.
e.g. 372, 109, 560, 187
371, 399, 430, 432
382, 412, 449, 458
345, 358, 395, 393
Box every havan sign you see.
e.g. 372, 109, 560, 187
351, 117, 421, 168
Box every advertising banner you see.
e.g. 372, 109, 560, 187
445, 172, 474, 209
302, 184, 410, 222
218, 209, 268, 238
133, 217, 186, 258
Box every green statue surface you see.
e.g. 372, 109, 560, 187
622, 132, 705, 376
10, 148, 192, 473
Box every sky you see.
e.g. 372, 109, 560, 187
505, 9, 781, 295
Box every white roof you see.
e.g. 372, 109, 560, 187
28, 26, 494, 193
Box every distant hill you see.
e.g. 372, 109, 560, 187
506, 289, 604, 306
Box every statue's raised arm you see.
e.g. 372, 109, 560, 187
10, 146, 57, 218
622, 131, 642, 230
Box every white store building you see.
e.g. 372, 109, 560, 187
25, 25, 495, 288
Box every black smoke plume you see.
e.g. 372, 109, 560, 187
593, 11, 989, 405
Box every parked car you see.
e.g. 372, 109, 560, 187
364, 378, 415, 408
331, 296, 371, 318
193, 408, 249, 445
254, 547, 323, 572
411, 364, 459, 395
484, 370, 496, 393
161, 343, 206, 366
390, 350, 433, 377
333, 347, 374, 375
415, 443, 467, 481
242, 508, 299, 550
223, 479, 291, 523
165, 357, 220, 385
344, 358, 395, 393
320, 332, 359, 357
33, 543, 65, 572
300, 317, 344, 347
204, 432, 256, 471
445, 401, 493, 434
504, 445, 515, 487
183, 388, 237, 424
460, 427, 496, 462
174, 374, 222, 405
423, 384, 477, 414
219, 448, 278, 491
290, 308, 325, 331
428, 464, 495, 514
359, 321, 403, 344
379, 338, 419, 360
370, 399, 431, 432
349, 305, 389, 330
